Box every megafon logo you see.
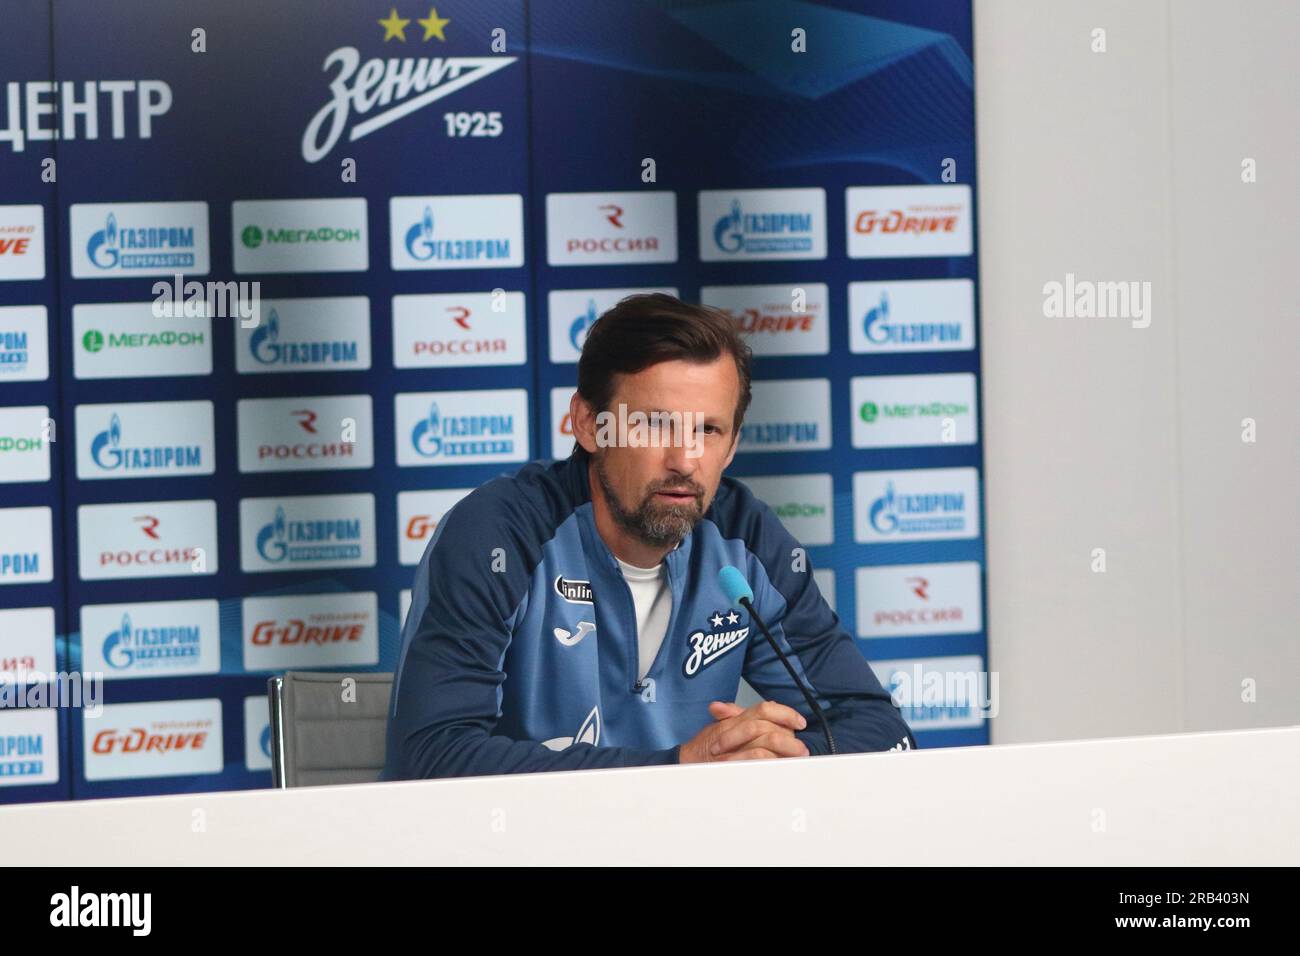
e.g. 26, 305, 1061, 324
301, 12, 515, 163
85, 212, 196, 271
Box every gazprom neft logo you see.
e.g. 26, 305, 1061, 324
0, 506, 53, 584
853, 468, 981, 543
546, 288, 677, 363
69, 202, 210, 278
851, 373, 978, 448
683, 609, 749, 677
80, 599, 220, 679
76, 402, 214, 480
300, 32, 516, 163
390, 195, 524, 269
232, 198, 367, 274
395, 389, 529, 467
0, 709, 59, 787
554, 575, 594, 605
737, 379, 831, 453
239, 493, 376, 573
699, 188, 826, 261
239, 298, 371, 373
742, 473, 834, 545
849, 279, 976, 353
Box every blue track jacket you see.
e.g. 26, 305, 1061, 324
382, 449, 917, 779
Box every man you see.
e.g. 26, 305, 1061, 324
382, 293, 915, 779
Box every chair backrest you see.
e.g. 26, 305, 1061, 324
267, 671, 393, 788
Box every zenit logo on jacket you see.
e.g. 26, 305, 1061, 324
383, 449, 917, 779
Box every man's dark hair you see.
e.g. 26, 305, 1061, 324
573, 293, 753, 457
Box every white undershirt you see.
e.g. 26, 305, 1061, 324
616, 556, 672, 682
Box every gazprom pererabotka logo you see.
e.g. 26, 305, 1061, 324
569, 299, 598, 352
410, 400, 516, 459
86, 211, 196, 271
869, 481, 969, 537
101, 612, 201, 671
255, 505, 363, 564
712, 198, 814, 256
682, 609, 749, 677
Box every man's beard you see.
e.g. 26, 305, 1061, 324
593, 451, 706, 548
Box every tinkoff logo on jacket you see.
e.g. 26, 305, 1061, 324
682, 609, 749, 677
101, 613, 201, 671
255, 506, 363, 564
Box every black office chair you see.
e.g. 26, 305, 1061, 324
267, 671, 393, 788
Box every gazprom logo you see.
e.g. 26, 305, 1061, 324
569, 300, 598, 352
713, 199, 813, 255
411, 402, 443, 457
405, 206, 437, 261
255, 505, 362, 564
869, 481, 968, 536
249, 308, 358, 367
89, 412, 202, 473
862, 291, 965, 346
86, 212, 195, 270
0, 330, 29, 373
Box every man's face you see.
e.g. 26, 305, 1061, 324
576, 355, 741, 549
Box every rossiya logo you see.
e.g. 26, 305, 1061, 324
301, 9, 517, 163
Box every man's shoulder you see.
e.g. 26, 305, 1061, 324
705, 473, 794, 558
435, 456, 587, 548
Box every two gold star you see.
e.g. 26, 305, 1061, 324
378, 7, 450, 42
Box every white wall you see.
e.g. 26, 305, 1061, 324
975, 0, 1299, 743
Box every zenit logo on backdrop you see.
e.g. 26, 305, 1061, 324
300, 9, 516, 163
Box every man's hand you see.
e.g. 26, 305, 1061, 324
678, 700, 811, 763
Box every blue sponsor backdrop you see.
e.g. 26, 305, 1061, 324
0, 0, 984, 804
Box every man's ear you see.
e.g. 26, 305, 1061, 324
570, 391, 599, 454
722, 429, 739, 470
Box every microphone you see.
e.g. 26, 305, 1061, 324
718, 565, 836, 755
